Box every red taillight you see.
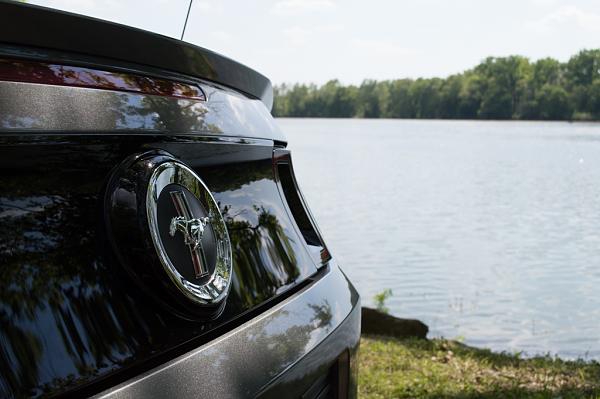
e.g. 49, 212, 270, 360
0, 58, 205, 101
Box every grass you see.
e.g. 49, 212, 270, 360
359, 335, 600, 398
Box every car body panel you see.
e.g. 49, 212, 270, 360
94, 264, 360, 399
0, 132, 324, 397
0, 4, 359, 397
0, 81, 284, 141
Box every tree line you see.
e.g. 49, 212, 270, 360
273, 49, 600, 120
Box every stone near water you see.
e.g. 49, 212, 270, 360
361, 307, 428, 339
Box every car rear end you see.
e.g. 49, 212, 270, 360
0, 3, 360, 398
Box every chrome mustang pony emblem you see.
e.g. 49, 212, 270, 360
168, 190, 211, 279
146, 159, 232, 306
169, 215, 209, 251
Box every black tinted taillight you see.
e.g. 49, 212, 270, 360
273, 149, 331, 268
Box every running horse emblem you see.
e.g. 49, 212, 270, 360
168, 190, 211, 279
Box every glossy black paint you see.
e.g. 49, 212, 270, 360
0, 1, 273, 109
273, 149, 331, 268
0, 30, 359, 397
0, 134, 320, 397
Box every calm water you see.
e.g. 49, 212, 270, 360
279, 118, 600, 359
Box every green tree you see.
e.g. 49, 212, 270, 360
536, 84, 572, 120
475, 56, 531, 118
272, 48, 600, 121
319, 80, 356, 117
588, 81, 600, 119
566, 49, 600, 115
438, 75, 464, 119
532, 57, 562, 88
386, 79, 416, 118
355, 80, 381, 118
566, 49, 600, 86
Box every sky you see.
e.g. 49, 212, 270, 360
29, 0, 600, 85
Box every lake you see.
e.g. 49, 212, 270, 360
279, 118, 600, 359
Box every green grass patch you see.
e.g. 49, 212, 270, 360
359, 335, 600, 399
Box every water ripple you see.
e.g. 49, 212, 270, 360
281, 118, 600, 359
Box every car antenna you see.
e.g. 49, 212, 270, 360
180, 0, 193, 41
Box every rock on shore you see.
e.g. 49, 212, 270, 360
361, 307, 428, 339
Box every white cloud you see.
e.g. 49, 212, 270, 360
350, 39, 415, 57
284, 24, 343, 46
191, 1, 226, 16
283, 27, 312, 46
528, 0, 562, 6
210, 30, 233, 42
271, 0, 334, 16
529, 5, 600, 33
194, 1, 212, 11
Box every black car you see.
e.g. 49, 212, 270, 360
0, 2, 360, 398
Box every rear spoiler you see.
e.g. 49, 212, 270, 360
0, 1, 273, 110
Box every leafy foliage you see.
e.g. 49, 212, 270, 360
373, 288, 393, 314
273, 49, 600, 121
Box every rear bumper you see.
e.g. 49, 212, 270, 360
94, 262, 360, 399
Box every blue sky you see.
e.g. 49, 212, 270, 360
30, 0, 600, 85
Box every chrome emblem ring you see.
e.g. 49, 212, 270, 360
146, 161, 232, 306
